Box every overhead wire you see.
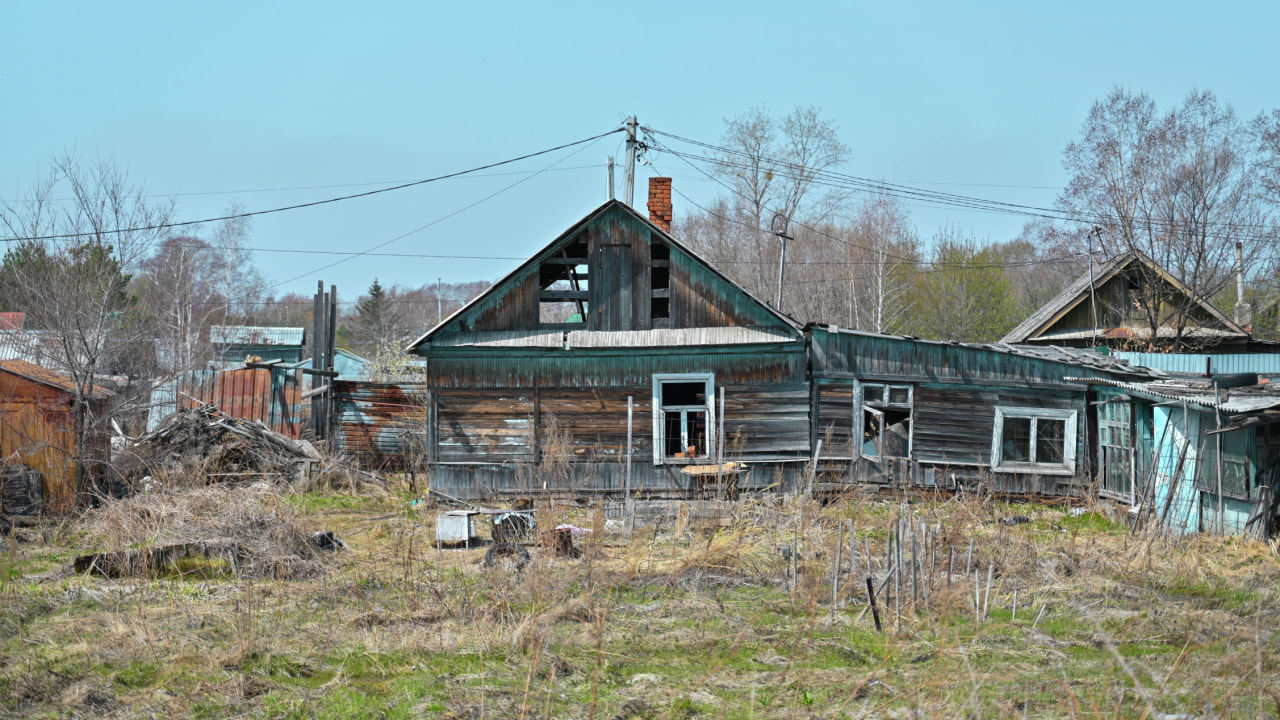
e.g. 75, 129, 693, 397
1, 127, 625, 243
265, 131, 614, 290
648, 127, 1280, 241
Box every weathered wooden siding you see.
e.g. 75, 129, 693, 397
815, 379, 856, 459
424, 345, 806, 389
540, 388, 653, 459
810, 327, 1141, 388
669, 245, 784, 329
452, 266, 540, 333
722, 383, 811, 460
912, 384, 1083, 466
584, 213, 651, 331
437, 390, 535, 462
0, 370, 110, 514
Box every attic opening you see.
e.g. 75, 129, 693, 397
539, 237, 589, 326
651, 236, 670, 326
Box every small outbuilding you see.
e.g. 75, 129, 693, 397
0, 359, 113, 513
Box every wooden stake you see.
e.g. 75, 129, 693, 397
866, 577, 882, 633
983, 564, 994, 618
831, 522, 843, 612
947, 546, 954, 589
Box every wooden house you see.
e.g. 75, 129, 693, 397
0, 358, 112, 513
806, 326, 1163, 495
404, 198, 810, 499
387, 189, 1180, 502
1001, 252, 1250, 351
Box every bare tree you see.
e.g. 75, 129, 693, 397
1054, 88, 1277, 347
0, 153, 174, 507
712, 106, 850, 307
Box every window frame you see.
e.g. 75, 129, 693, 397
990, 407, 1078, 475
651, 373, 716, 466
858, 382, 914, 460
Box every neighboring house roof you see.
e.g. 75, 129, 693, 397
1114, 352, 1280, 376
210, 326, 306, 346
0, 313, 24, 331
407, 200, 803, 351
1001, 251, 1247, 344
0, 330, 66, 368
0, 358, 113, 400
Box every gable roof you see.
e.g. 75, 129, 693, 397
0, 358, 113, 400
1001, 251, 1246, 344
407, 200, 802, 351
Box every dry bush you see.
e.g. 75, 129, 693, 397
85, 485, 324, 579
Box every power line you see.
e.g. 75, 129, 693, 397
648, 128, 1280, 240
1, 128, 624, 243
265, 130, 612, 290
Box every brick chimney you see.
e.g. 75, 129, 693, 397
647, 177, 672, 232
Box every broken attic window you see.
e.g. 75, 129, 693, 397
538, 239, 590, 326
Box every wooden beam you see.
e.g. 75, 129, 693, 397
299, 367, 339, 378
542, 257, 589, 265
302, 384, 330, 400
540, 290, 589, 301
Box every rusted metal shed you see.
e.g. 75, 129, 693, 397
148, 367, 302, 438
0, 359, 112, 513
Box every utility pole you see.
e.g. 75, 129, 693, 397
771, 212, 793, 311
1088, 227, 1102, 348
623, 116, 638, 207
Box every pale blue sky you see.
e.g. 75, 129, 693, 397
2, 1, 1276, 300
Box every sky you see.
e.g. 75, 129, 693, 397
2, 1, 1277, 306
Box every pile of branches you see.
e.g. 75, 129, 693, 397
81, 485, 326, 579
115, 405, 321, 489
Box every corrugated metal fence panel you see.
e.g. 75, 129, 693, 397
147, 370, 219, 431
333, 380, 428, 468
1114, 352, 1280, 375
147, 368, 301, 438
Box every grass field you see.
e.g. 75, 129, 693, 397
2, 481, 1278, 719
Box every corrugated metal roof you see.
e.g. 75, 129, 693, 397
1114, 352, 1280, 375
0, 358, 113, 400
425, 327, 799, 349
210, 325, 306, 346
1066, 375, 1280, 413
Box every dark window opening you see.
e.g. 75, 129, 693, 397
1002, 417, 1032, 462
662, 381, 705, 406
1036, 418, 1066, 465
651, 296, 670, 320
650, 239, 670, 262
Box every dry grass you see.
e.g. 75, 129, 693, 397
1, 483, 1279, 719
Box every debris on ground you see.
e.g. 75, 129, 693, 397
114, 405, 321, 489
483, 542, 530, 570
545, 527, 582, 558
491, 512, 535, 543
0, 463, 43, 515
79, 485, 324, 579
309, 530, 346, 550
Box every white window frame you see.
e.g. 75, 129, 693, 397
991, 407, 1077, 475
652, 373, 715, 465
